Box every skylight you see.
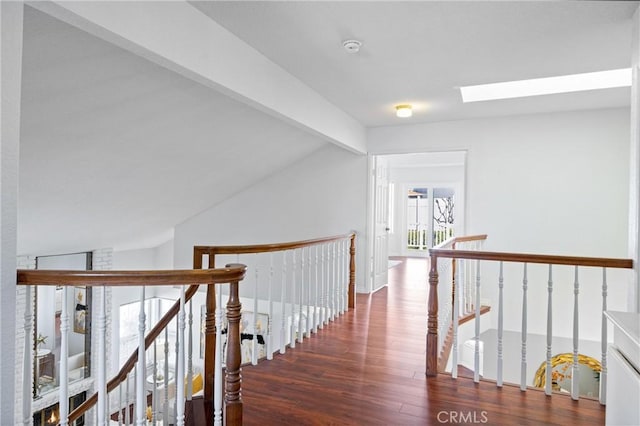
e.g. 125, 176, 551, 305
460, 68, 632, 103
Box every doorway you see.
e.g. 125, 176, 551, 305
367, 151, 466, 292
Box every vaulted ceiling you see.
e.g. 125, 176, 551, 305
17, 1, 638, 255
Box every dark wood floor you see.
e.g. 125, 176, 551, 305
240, 257, 605, 425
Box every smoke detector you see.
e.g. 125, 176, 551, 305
342, 39, 362, 53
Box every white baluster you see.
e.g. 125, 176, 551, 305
326, 243, 331, 324
252, 266, 259, 364
298, 248, 305, 344
338, 240, 344, 315
153, 340, 158, 422
267, 253, 274, 360
306, 247, 312, 338
322, 244, 330, 325
331, 242, 338, 321
314, 245, 319, 333
521, 263, 528, 392
452, 258, 461, 379
133, 365, 137, 424
465, 255, 471, 314
600, 268, 608, 405
497, 261, 504, 387
343, 239, 348, 314
136, 287, 146, 426
545, 265, 553, 396
176, 285, 186, 426
59, 286, 69, 426
291, 250, 297, 348
328, 242, 334, 322
22, 286, 32, 426
125, 372, 131, 425
571, 266, 580, 400
163, 327, 169, 425
473, 260, 481, 383
98, 286, 107, 425
187, 299, 193, 400
174, 317, 179, 424
214, 285, 223, 426
320, 245, 326, 328
118, 378, 123, 425
280, 251, 288, 354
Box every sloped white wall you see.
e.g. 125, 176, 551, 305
174, 144, 368, 291
113, 239, 174, 271
369, 108, 631, 340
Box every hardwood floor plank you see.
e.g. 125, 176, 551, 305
240, 257, 605, 425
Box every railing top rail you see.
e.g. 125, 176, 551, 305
429, 248, 633, 269
17, 266, 247, 286
452, 234, 488, 244
433, 234, 488, 250
194, 232, 356, 256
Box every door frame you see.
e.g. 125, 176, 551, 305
366, 151, 467, 293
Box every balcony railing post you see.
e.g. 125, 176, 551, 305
224, 264, 243, 426
427, 254, 439, 376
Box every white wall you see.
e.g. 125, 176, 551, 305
630, 6, 640, 312
113, 239, 174, 271
174, 144, 368, 291
369, 108, 631, 340
1, 3, 23, 423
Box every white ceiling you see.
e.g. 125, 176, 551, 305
17, 1, 639, 256
19, 6, 325, 255
192, 1, 637, 126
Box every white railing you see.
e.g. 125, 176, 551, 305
193, 233, 356, 370
408, 223, 428, 250
433, 222, 454, 247
433, 236, 486, 364
427, 243, 633, 405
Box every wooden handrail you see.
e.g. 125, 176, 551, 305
17, 267, 246, 286
433, 234, 488, 250
429, 249, 633, 269
194, 232, 355, 256
451, 234, 488, 244
426, 235, 634, 377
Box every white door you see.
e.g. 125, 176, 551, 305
373, 156, 390, 291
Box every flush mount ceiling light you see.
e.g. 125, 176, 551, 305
460, 68, 632, 103
342, 39, 362, 53
395, 104, 413, 118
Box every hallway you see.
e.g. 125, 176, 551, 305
239, 257, 605, 425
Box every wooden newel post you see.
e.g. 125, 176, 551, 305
348, 233, 356, 309
427, 254, 439, 377
224, 264, 243, 425
204, 282, 217, 402
202, 251, 217, 403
